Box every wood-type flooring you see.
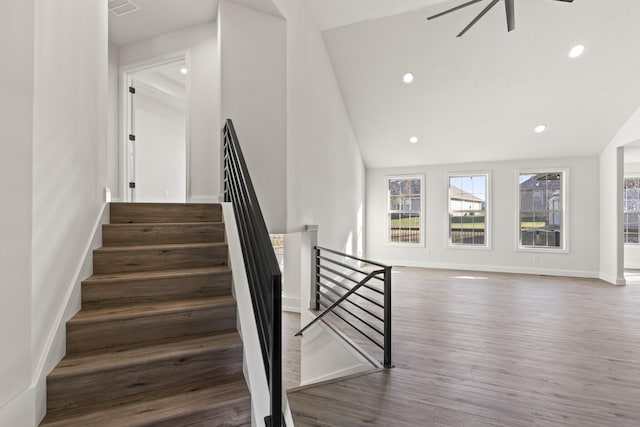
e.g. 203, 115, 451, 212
288, 267, 640, 426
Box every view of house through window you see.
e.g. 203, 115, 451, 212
518, 171, 565, 249
448, 174, 488, 246
624, 177, 640, 244
388, 176, 422, 244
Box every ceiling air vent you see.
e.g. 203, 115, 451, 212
108, 0, 141, 16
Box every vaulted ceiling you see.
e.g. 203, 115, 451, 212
110, 0, 640, 168
305, 0, 640, 167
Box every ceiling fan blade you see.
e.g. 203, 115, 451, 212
427, 0, 484, 21
457, 0, 500, 37
505, 0, 515, 32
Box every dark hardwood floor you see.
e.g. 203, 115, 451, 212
288, 267, 640, 426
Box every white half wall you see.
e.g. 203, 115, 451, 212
0, 0, 34, 423
272, 0, 367, 254
219, 1, 287, 233
367, 156, 600, 278
118, 23, 219, 203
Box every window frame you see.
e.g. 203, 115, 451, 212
623, 175, 640, 245
445, 171, 492, 250
516, 168, 569, 253
385, 174, 425, 247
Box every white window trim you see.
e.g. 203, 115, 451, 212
385, 174, 425, 247
515, 168, 569, 253
623, 174, 640, 246
445, 171, 492, 250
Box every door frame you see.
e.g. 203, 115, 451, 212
118, 50, 191, 202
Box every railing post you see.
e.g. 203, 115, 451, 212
305, 225, 319, 311
270, 275, 282, 427
383, 266, 393, 368
314, 247, 321, 311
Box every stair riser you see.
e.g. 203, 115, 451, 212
66, 305, 237, 354
93, 245, 227, 274
82, 272, 232, 308
110, 203, 222, 224
102, 223, 225, 246
46, 346, 243, 415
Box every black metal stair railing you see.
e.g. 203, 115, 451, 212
222, 119, 283, 427
296, 247, 393, 368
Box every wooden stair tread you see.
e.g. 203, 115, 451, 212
105, 221, 223, 226
42, 202, 249, 426
50, 332, 241, 378
69, 295, 236, 323
84, 266, 231, 283
94, 242, 226, 253
41, 376, 250, 426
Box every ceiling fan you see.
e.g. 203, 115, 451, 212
427, 0, 574, 38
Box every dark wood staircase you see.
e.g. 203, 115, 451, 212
40, 202, 251, 426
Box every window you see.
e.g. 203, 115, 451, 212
624, 177, 640, 244
387, 176, 423, 244
448, 173, 489, 248
518, 170, 567, 250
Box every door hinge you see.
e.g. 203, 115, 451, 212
129, 86, 136, 94
129, 134, 136, 141
129, 182, 136, 189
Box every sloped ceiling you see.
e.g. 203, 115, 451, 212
306, 0, 640, 167
108, 0, 281, 47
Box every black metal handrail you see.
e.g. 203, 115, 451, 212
223, 119, 283, 427
296, 247, 393, 368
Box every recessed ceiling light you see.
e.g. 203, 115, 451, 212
403, 73, 414, 84
180, 67, 188, 75
568, 44, 585, 58
409, 136, 419, 144
534, 125, 547, 134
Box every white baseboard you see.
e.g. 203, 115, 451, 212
378, 259, 600, 280
32, 204, 109, 424
0, 383, 35, 427
300, 363, 372, 388
282, 296, 300, 313
599, 272, 626, 286
188, 195, 221, 203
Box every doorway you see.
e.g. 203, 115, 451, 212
122, 56, 188, 202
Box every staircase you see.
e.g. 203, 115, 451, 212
40, 203, 251, 426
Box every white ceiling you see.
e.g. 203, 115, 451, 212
314, 0, 640, 168
302, 0, 447, 31
132, 60, 187, 112
108, 0, 281, 47
110, 0, 640, 169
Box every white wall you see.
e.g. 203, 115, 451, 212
118, 23, 219, 203
271, 0, 366, 254
107, 44, 120, 200
134, 96, 186, 202
599, 103, 640, 284
367, 156, 600, 278
0, 0, 34, 423
219, 1, 287, 233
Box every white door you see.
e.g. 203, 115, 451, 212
127, 59, 187, 202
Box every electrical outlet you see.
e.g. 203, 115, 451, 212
163, 190, 169, 197
533, 255, 540, 262
426, 248, 431, 256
